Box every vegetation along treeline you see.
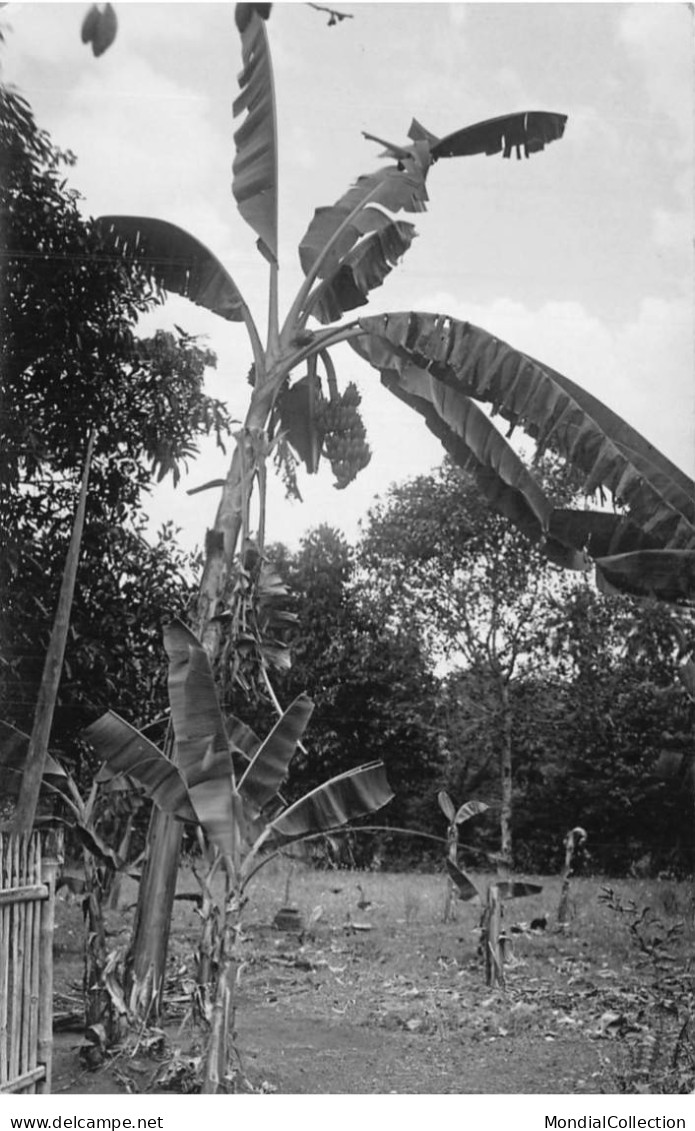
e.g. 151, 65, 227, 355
264, 466, 695, 878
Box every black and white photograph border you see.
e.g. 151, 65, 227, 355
1, 0, 694, 1109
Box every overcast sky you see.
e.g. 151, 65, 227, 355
4, 1, 694, 554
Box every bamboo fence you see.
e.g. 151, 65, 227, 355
0, 832, 57, 1094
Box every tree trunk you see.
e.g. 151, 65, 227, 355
124, 390, 275, 1020
498, 677, 513, 872
124, 805, 184, 1018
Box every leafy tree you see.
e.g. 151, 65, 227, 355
268, 526, 440, 851
530, 587, 695, 874
358, 459, 578, 865
1, 85, 230, 800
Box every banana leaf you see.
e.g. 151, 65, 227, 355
355, 312, 695, 596
445, 858, 479, 902
496, 881, 543, 900
0, 720, 66, 796
548, 509, 663, 560
278, 374, 324, 472
420, 110, 567, 162
163, 619, 233, 787
437, 790, 455, 821
299, 152, 429, 276
81, 3, 117, 57
233, 8, 278, 262
595, 550, 695, 602
226, 715, 261, 759
265, 761, 393, 844
454, 799, 489, 826
310, 221, 417, 325
238, 693, 313, 814
95, 216, 248, 322
83, 711, 197, 823
163, 619, 238, 857
72, 822, 125, 871
375, 362, 555, 547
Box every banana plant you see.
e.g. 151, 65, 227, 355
83, 616, 393, 1092
439, 792, 542, 988
438, 791, 488, 923
0, 720, 146, 1046
90, 2, 694, 1021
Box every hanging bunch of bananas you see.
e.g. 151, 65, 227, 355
315, 382, 371, 489
276, 370, 372, 492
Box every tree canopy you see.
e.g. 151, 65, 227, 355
0, 86, 231, 766
266, 525, 440, 852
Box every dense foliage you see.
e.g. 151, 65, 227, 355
512, 589, 695, 875
265, 467, 694, 876
0, 87, 230, 769
266, 526, 441, 862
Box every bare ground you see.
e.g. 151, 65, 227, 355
48, 867, 651, 1095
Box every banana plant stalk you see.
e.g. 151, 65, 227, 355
557, 826, 587, 929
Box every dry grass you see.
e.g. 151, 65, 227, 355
53, 861, 695, 1093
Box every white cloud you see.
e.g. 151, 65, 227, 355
618, 3, 694, 159
653, 205, 693, 250
448, 5, 468, 32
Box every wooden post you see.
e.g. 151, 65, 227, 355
20, 838, 34, 1087
9, 836, 22, 1083
27, 838, 41, 1094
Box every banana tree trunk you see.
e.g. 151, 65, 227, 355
124, 391, 273, 1020
498, 677, 513, 871
201, 884, 243, 1093
442, 822, 459, 923
124, 803, 184, 1018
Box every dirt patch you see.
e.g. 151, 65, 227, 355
51, 883, 621, 1094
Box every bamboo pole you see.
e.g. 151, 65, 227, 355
0, 836, 7, 1086
9, 837, 22, 1082
27, 837, 41, 1093
20, 838, 33, 1083
11, 429, 96, 835
37, 835, 58, 1094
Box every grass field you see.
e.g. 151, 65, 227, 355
52, 862, 695, 1094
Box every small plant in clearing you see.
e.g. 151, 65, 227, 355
438, 790, 542, 989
